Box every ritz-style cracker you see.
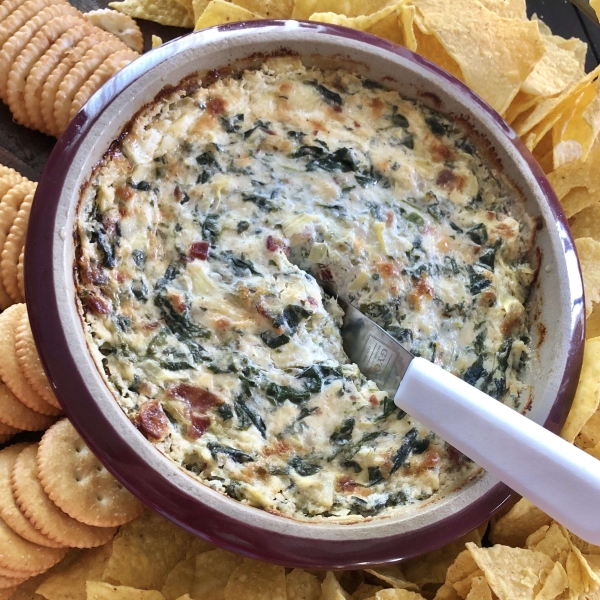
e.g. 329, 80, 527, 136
11, 444, 118, 548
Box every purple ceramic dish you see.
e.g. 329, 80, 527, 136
26, 20, 585, 569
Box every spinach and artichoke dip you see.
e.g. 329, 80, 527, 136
75, 57, 536, 522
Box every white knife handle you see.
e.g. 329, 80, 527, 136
394, 356, 600, 544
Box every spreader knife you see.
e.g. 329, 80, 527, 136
336, 294, 600, 543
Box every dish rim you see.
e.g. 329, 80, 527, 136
25, 19, 586, 568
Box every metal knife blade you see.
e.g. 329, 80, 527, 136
335, 295, 414, 398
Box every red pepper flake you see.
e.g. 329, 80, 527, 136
369, 395, 379, 406
187, 415, 211, 440
189, 241, 210, 260
169, 384, 220, 412
333, 105, 342, 113
337, 476, 358, 492
85, 294, 111, 315
135, 400, 169, 441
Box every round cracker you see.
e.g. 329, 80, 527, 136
0, 377, 55, 431
0, 0, 28, 25
84, 9, 143, 54
16, 246, 24, 300
53, 39, 125, 135
37, 419, 143, 527
15, 310, 60, 410
12, 444, 117, 548
0, 181, 34, 310
0, 305, 61, 417
69, 49, 137, 121
40, 32, 113, 137
0, 167, 21, 182
0, 586, 19, 599
0, 421, 18, 437
0, 435, 15, 445
0, 3, 79, 101
0, 444, 64, 549
24, 23, 94, 134
1, 194, 32, 304
7, 13, 86, 128
0, 0, 63, 59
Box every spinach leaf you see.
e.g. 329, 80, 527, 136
467, 266, 491, 295
330, 417, 355, 446
297, 364, 343, 393
307, 81, 342, 105
275, 305, 311, 335
265, 382, 310, 404
307, 148, 358, 173
368, 466, 384, 486
466, 223, 488, 246
463, 356, 487, 386
217, 404, 233, 421
154, 292, 211, 340
202, 214, 220, 244
220, 113, 244, 133
234, 396, 266, 438
208, 443, 254, 463
260, 332, 290, 349
390, 428, 428, 474
289, 456, 321, 476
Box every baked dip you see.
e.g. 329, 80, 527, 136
75, 57, 536, 522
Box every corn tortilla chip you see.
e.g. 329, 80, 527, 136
364, 566, 418, 590
413, 25, 463, 81
103, 510, 193, 591
577, 403, 600, 448
569, 204, 600, 241
161, 538, 214, 600
353, 583, 384, 600
225, 0, 293, 18
522, 35, 583, 98
400, 5, 417, 51
452, 570, 484, 598
466, 542, 554, 600
171, 0, 193, 20
109, 0, 193, 27
321, 572, 352, 600
478, 0, 526, 19
592, 0, 600, 19
309, 4, 405, 45
561, 335, 600, 441
526, 523, 571, 564
504, 93, 540, 126
489, 498, 552, 547
224, 559, 285, 600
286, 569, 320, 600
412, 0, 544, 114
575, 238, 600, 317
535, 562, 568, 600
547, 141, 600, 200
86, 582, 165, 600
190, 549, 243, 600
465, 576, 493, 600
194, 0, 260, 29
374, 591, 427, 600
402, 529, 482, 587
561, 187, 596, 218
37, 545, 112, 600
292, 0, 395, 20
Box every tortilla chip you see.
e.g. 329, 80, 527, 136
286, 569, 321, 600
353, 583, 384, 600
413, 25, 463, 81
513, 64, 600, 141
478, 0, 526, 19
171, 0, 193, 20
547, 141, 600, 200
109, 0, 193, 27
194, 0, 260, 28
400, 5, 417, 51
364, 566, 418, 590
527, 523, 571, 564
587, 311, 600, 339
86, 582, 165, 600
575, 238, 600, 317
309, 4, 405, 45
223, 559, 285, 600
504, 93, 540, 126
565, 544, 600, 598
191, 549, 243, 600
412, 0, 544, 114
561, 336, 600, 439
151, 35, 163, 48
292, 0, 394, 20
103, 510, 193, 591
570, 202, 600, 242
226, 0, 293, 18
321, 572, 352, 600
489, 498, 552, 547
577, 403, 600, 448
452, 570, 484, 599
522, 34, 583, 98
402, 529, 482, 587
37, 545, 112, 600
464, 576, 493, 600
535, 562, 568, 600
592, 0, 600, 20
466, 542, 554, 600
374, 591, 427, 600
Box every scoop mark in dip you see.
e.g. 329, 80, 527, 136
76, 57, 536, 522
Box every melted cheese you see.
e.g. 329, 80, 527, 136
75, 57, 535, 522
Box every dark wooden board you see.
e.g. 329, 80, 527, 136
0, 0, 598, 180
